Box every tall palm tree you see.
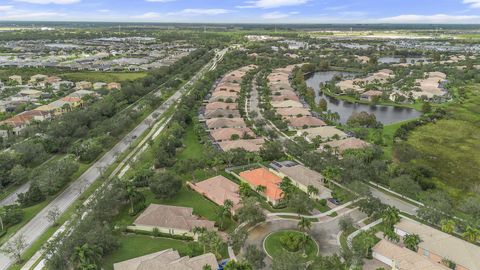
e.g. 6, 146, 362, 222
218, 199, 233, 229
239, 182, 251, 198
382, 206, 400, 230
440, 219, 456, 234
71, 244, 102, 270
403, 233, 422, 252
360, 230, 376, 258
297, 217, 312, 233
322, 166, 340, 189
307, 185, 319, 197
279, 177, 294, 199
463, 226, 480, 243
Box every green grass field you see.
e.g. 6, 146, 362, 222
177, 125, 205, 161
60, 72, 147, 82
400, 84, 480, 194
264, 230, 318, 262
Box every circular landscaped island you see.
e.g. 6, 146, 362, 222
263, 230, 318, 262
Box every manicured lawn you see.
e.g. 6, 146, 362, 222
177, 126, 205, 161
115, 186, 235, 232
264, 230, 318, 262
101, 234, 201, 270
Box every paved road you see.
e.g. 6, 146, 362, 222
0, 48, 227, 270
243, 209, 366, 269
369, 186, 418, 216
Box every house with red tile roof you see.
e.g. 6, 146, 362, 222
129, 204, 216, 238
285, 116, 326, 129
218, 138, 265, 152
206, 118, 246, 130
239, 167, 283, 205
210, 127, 255, 142
318, 137, 371, 155
187, 175, 241, 214
205, 102, 237, 111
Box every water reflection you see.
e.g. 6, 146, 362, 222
306, 71, 422, 124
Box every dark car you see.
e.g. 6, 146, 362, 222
328, 198, 341, 205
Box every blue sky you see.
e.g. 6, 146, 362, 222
0, 0, 480, 23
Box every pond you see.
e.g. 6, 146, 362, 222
306, 71, 422, 124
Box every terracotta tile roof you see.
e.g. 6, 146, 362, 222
210, 127, 255, 142
276, 107, 312, 117
187, 175, 241, 212
204, 109, 241, 119
271, 100, 304, 108
218, 138, 264, 152
286, 116, 326, 128
206, 118, 246, 129
205, 102, 237, 111
318, 137, 370, 154
395, 218, 480, 270
133, 204, 215, 232
113, 249, 218, 270
61, 96, 82, 103
373, 240, 449, 270
239, 168, 283, 201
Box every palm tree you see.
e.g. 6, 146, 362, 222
255, 185, 266, 194
307, 185, 319, 197
462, 226, 480, 243
440, 219, 456, 234
71, 244, 102, 269
322, 166, 340, 189
0, 207, 6, 232
279, 177, 294, 199
382, 206, 400, 230
403, 234, 422, 252
239, 182, 251, 198
297, 217, 312, 233
384, 228, 399, 243
218, 199, 233, 230
359, 230, 376, 258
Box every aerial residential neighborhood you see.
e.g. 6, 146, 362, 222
0, 1, 478, 270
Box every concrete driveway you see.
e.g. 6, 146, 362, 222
242, 209, 366, 269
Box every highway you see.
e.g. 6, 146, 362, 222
0, 48, 227, 270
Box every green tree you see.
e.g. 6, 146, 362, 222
149, 172, 182, 199
71, 243, 102, 270
462, 226, 480, 243
422, 102, 432, 114
228, 227, 248, 253
404, 234, 422, 252
440, 219, 456, 234
245, 245, 266, 269
383, 228, 400, 243
236, 197, 266, 226
259, 141, 284, 161
255, 185, 266, 194
322, 166, 340, 189
382, 206, 400, 230
279, 177, 295, 200
1, 234, 27, 263
239, 182, 251, 198
217, 199, 233, 229
297, 217, 312, 232
224, 260, 253, 270
307, 185, 319, 197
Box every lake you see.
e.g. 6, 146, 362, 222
306, 71, 422, 124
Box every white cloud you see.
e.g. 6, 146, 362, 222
262, 11, 290, 19
379, 14, 480, 24
132, 12, 162, 19
237, 0, 309, 9
15, 0, 79, 4
0, 5, 14, 11
1, 11, 67, 19
170, 9, 232, 15
464, 0, 480, 8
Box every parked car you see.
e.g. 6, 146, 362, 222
328, 198, 341, 205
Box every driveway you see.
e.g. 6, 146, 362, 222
242, 209, 366, 269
